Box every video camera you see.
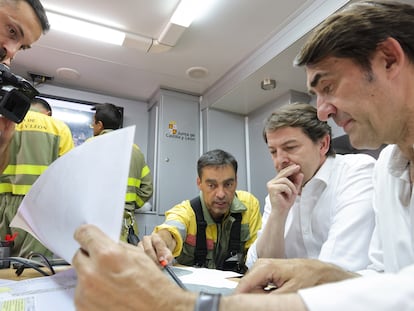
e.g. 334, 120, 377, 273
0, 64, 39, 123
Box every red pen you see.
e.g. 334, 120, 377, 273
160, 259, 187, 290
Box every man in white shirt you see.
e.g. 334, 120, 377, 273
72, 1, 414, 310
246, 102, 375, 273
236, 0, 414, 309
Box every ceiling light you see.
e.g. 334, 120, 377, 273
159, 0, 217, 46
261, 78, 277, 91
47, 12, 125, 45
171, 0, 214, 27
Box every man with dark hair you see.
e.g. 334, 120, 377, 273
246, 103, 375, 272
140, 149, 261, 272
0, 0, 49, 173
236, 0, 414, 308
31, 97, 52, 116
91, 103, 153, 244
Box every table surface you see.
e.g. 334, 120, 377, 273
0, 265, 71, 281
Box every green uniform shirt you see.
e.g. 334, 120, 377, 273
0, 110, 74, 257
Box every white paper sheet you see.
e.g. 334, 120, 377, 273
169, 266, 240, 295
10, 126, 135, 263
0, 266, 239, 310
0, 268, 76, 310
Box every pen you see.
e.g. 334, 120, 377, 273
160, 259, 187, 290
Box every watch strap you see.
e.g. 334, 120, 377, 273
194, 292, 221, 311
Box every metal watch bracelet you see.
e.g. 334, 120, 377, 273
194, 292, 221, 311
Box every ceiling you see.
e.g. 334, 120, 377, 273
11, 0, 351, 115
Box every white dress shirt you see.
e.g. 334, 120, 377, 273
246, 153, 376, 271
299, 145, 414, 311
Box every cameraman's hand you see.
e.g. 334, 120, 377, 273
0, 116, 15, 173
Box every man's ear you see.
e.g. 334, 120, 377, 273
196, 177, 201, 189
377, 37, 405, 78
319, 134, 330, 156
97, 120, 104, 130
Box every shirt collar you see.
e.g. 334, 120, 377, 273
388, 145, 409, 178
304, 156, 334, 189
199, 191, 246, 224
100, 129, 113, 135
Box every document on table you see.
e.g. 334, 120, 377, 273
0, 268, 77, 311
167, 266, 241, 295
10, 126, 135, 263
0, 266, 240, 310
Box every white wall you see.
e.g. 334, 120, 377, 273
202, 108, 248, 190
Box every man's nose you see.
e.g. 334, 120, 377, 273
275, 150, 290, 169
316, 96, 336, 121
1, 43, 19, 66
215, 186, 226, 198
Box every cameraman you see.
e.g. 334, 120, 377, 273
0, 0, 50, 173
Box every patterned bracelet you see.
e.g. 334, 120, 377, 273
194, 292, 222, 311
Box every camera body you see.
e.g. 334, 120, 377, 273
0, 64, 39, 123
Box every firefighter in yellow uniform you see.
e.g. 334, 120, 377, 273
90, 103, 153, 244
0, 99, 74, 257
142, 149, 262, 273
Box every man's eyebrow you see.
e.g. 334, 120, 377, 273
308, 72, 327, 95
204, 178, 217, 184
269, 139, 298, 148
310, 73, 323, 88
223, 178, 235, 184
16, 22, 25, 39
13, 22, 30, 50
205, 178, 235, 184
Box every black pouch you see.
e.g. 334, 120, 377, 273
221, 252, 247, 274
0, 241, 12, 269
127, 225, 140, 246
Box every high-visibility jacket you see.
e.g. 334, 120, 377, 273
0, 110, 74, 257
93, 129, 153, 241
97, 129, 153, 209
154, 190, 262, 269
0, 110, 74, 195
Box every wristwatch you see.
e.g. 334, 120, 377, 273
194, 292, 221, 311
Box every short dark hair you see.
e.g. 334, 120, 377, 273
197, 149, 238, 179
21, 0, 50, 32
31, 97, 52, 115
294, 1, 414, 73
93, 103, 122, 130
263, 102, 335, 157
